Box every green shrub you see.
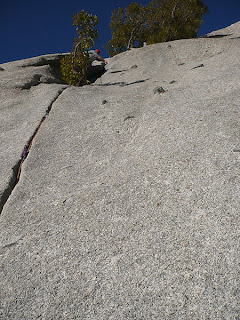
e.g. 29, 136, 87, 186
61, 10, 99, 86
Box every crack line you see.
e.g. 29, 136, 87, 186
0, 86, 67, 215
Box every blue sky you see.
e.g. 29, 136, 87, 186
1, 0, 240, 63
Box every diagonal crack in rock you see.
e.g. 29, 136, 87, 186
0, 87, 67, 215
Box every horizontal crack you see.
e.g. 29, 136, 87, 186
0, 87, 67, 215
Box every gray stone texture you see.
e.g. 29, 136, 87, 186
0, 23, 240, 319
0, 54, 67, 213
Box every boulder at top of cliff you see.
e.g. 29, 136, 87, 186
0, 53, 67, 71
0, 53, 67, 89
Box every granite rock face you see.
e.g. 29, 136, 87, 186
0, 23, 240, 319
0, 53, 68, 213
204, 20, 240, 39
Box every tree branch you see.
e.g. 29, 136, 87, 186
171, 4, 177, 19
127, 28, 136, 49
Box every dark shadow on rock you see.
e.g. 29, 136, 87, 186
96, 79, 149, 87
20, 68, 65, 90
97, 82, 126, 87
20, 64, 66, 90
21, 56, 66, 85
1, 242, 18, 249
127, 79, 149, 85
20, 74, 42, 90
86, 65, 106, 83
153, 86, 166, 94
191, 64, 204, 70
201, 34, 233, 38
109, 65, 137, 74
124, 115, 135, 121
110, 70, 128, 74
48, 63, 66, 85
0, 161, 21, 214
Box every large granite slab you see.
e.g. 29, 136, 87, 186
0, 23, 239, 319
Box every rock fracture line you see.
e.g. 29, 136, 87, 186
0, 87, 67, 215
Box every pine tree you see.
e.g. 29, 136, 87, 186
104, 3, 147, 57
105, 0, 208, 56
146, 0, 209, 43
61, 10, 99, 86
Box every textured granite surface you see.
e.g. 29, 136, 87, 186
0, 23, 239, 319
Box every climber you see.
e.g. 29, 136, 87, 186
88, 49, 107, 65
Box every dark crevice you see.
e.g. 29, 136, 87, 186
0, 161, 21, 214
109, 65, 137, 74
0, 87, 67, 215
86, 65, 106, 83
124, 115, 135, 121
207, 34, 233, 38
110, 69, 128, 74
201, 34, 233, 38
96, 79, 149, 87
191, 64, 204, 70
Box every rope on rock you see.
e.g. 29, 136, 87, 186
16, 109, 49, 183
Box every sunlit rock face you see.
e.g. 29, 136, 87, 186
0, 22, 239, 319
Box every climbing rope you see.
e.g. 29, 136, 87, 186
16, 109, 49, 184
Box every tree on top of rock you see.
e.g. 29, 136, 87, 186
61, 10, 99, 86
146, 0, 209, 43
104, 2, 147, 57
105, 0, 209, 57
